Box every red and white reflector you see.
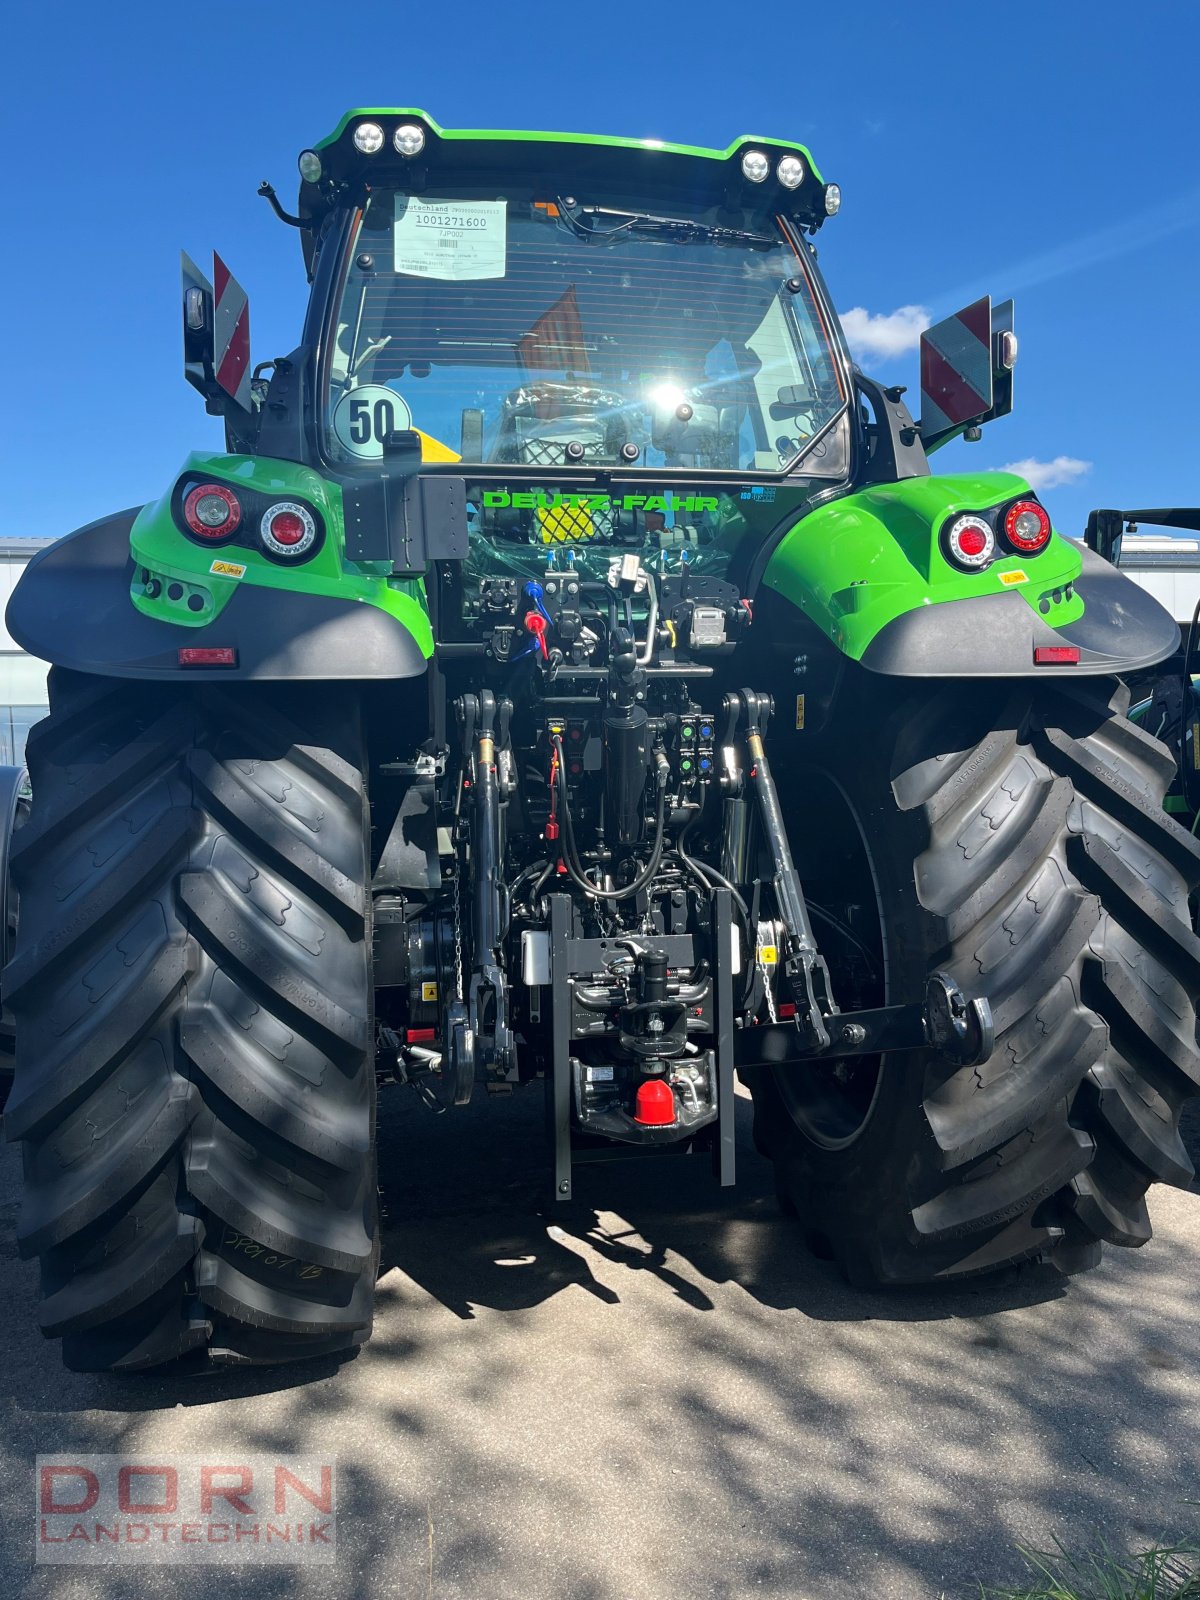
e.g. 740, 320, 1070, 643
1004, 499, 1052, 554
183, 482, 240, 540
1034, 646, 1081, 666
943, 513, 995, 570
920, 296, 994, 437
260, 501, 317, 558
633, 1079, 676, 1126
212, 251, 251, 411
178, 647, 237, 667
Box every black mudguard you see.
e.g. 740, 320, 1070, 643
860, 545, 1178, 676
6, 510, 430, 682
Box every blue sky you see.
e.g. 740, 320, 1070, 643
4, 1, 1198, 539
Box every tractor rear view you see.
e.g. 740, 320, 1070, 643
6, 112, 1198, 1372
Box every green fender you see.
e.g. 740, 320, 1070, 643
6, 452, 435, 683
761, 473, 1178, 676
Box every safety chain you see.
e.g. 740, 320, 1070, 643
763, 961, 778, 1025
453, 849, 466, 1004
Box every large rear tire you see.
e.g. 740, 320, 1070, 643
745, 675, 1200, 1283
5, 669, 377, 1370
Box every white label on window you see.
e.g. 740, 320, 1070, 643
393, 198, 507, 281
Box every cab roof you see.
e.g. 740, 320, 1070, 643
297, 110, 831, 278
313, 108, 822, 179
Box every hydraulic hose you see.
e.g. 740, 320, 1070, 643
676, 801, 751, 921
675, 801, 755, 1006
635, 575, 659, 666
552, 734, 666, 900
509, 859, 552, 918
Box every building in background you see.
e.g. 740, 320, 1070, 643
1116, 533, 1200, 630
0, 539, 52, 767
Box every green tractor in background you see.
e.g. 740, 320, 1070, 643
6, 112, 1197, 1373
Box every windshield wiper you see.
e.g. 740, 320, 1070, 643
557, 202, 777, 249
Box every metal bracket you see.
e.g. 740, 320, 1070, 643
923, 972, 993, 1065
341, 472, 468, 572
735, 971, 994, 1072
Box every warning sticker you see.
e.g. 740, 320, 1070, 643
998, 569, 1029, 586
209, 558, 247, 579
393, 198, 507, 281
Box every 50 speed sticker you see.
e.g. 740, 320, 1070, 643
333, 385, 413, 459
209, 558, 247, 579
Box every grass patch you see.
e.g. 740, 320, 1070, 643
980, 1536, 1200, 1599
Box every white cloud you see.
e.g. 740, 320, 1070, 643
840, 304, 929, 363
997, 455, 1092, 491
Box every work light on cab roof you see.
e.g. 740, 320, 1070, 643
294, 110, 843, 253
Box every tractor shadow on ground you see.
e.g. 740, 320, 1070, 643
374, 1080, 1071, 1329
0, 1079, 1071, 1421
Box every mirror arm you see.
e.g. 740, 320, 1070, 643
258, 181, 305, 229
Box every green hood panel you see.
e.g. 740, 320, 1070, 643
762, 472, 1084, 661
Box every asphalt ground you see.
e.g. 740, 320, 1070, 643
2, 1086, 1198, 1600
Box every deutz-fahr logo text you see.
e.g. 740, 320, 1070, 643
482, 491, 719, 513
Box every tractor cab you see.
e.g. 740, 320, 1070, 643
183, 112, 1027, 607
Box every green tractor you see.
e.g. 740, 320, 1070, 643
7, 112, 1197, 1372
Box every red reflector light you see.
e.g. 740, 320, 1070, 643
260, 500, 318, 558
777, 1002, 797, 1019
1034, 646, 1081, 665
183, 482, 241, 540
633, 1079, 676, 1126
943, 513, 995, 570
1005, 499, 1052, 554
267, 510, 305, 545
178, 647, 237, 667
405, 1027, 436, 1043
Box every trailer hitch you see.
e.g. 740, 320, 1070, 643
735, 971, 994, 1071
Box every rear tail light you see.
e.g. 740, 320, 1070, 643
1004, 499, 1052, 554
260, 501, 317, 559
183, 483, 240, 540
942, 514, 995, 570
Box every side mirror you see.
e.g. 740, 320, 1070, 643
919, 296, 1016, 453
180, 250, 252, 414
1084, 507, 1200, 565
1084, 509, 1125, 565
